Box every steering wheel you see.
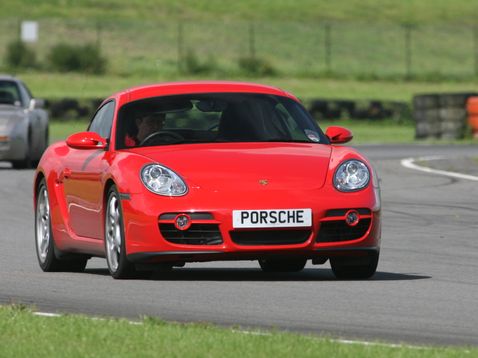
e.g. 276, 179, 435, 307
139, 131, 184, 146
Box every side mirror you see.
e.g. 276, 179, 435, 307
29, 98, 45, 110
66, 131, 107, 150
325, 126, 353, 144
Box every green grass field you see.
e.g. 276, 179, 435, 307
0, 305, 475, 358
1, 0, 477, 24
2, 1, 478, 79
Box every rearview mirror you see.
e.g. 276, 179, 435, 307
325, 126, 353, 144
66, 131, 107, 150
29, 98, 45, 110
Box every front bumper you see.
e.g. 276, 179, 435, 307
122, 184, 381, 264
0, 134, 27, 161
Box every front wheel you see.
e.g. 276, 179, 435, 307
35, 179, 87, 272
330, 251, 379, 280
105, 185, 136, 279
259, 258, 307, 272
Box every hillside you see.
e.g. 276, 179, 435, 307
1, 0, 478, 24
1, 1, 478, 101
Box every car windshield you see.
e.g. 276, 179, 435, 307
116, 93, 327, 149
0, 81, 21, 105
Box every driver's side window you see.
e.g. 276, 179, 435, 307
89, 101, 115, 139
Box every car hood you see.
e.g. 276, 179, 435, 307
128, 142, 332, 191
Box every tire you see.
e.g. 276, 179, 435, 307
12, 128, 33, 169
35, 179, 87, 272
259, 258, 307, 273
439, 93, 477, 108
330, 251, 379, 280
11, 154, 32, 169
105, 185, 136, 279
413, 94, 439, 110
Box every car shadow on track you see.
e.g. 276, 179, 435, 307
83, 268, 431, 281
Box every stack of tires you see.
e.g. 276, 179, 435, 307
413, 93, 477, 139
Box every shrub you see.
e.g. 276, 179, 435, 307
48, 43, 107, 74
4, 40, 37, 69
182, 49, 216, 74
238, 56, 276, 76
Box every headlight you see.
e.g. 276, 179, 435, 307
333, 159, 370, 192
140, 164, 188, 196
0, 119, 13, 134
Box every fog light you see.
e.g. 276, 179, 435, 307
174, 214, 191, 231
345, 210, 360, 227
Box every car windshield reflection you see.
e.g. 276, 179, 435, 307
116, 93, 326, 149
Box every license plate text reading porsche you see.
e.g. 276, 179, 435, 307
232, 209, 312, 228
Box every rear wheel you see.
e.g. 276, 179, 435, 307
330, 251, 379, 280
35, 179, 87, 272
259, 258, 307, 272
11, 154, 32, 169
105, 185, 136, 279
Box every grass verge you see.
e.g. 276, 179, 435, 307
50, 120, 90, 142
0, 305, 475, 358
19, 72, 478, 102
319, 119, 415, 144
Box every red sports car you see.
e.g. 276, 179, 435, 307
34, 82, 381, 279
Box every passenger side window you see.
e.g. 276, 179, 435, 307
274, 102, 307, 140
18, 82, 32, 108
88, 101, 115, 139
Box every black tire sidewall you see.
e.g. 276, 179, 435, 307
330, 251, 379, 280
259, 258, 307, 272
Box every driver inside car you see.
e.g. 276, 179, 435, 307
125, 112, 165, 147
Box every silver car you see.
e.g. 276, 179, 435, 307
0, 75, 48, 168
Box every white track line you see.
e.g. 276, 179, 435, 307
335, 339, 427, 350
31, 310, 463, 351
401, 156, 478, 182
33, 312, 61, 318
31, 310, 443, 350
234, 329, 432, 350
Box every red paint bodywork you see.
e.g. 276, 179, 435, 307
34, 82, 381, 264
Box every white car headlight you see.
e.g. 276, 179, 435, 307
333, 159, 370, 192
140, 164, 188, 196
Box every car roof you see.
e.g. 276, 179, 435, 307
0, 75, 19, 83
107, 81, 300, 107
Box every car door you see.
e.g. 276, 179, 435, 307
17, 81, 43, 153
62, 101, 115, 239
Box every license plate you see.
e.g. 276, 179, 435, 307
232, 209, 312, 228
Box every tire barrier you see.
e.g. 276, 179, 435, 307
308, 99, 410, 122
47, 97, 411, 123
47, 98, 103, 121
466, 97, 478, 139
413, 93, 477, 139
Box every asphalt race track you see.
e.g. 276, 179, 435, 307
1, 144, 477, 346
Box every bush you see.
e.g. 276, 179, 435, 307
238, 56, 276, 76
182, 49, 217, 74
4, 40, 37, 69
48, 43, 107, 74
